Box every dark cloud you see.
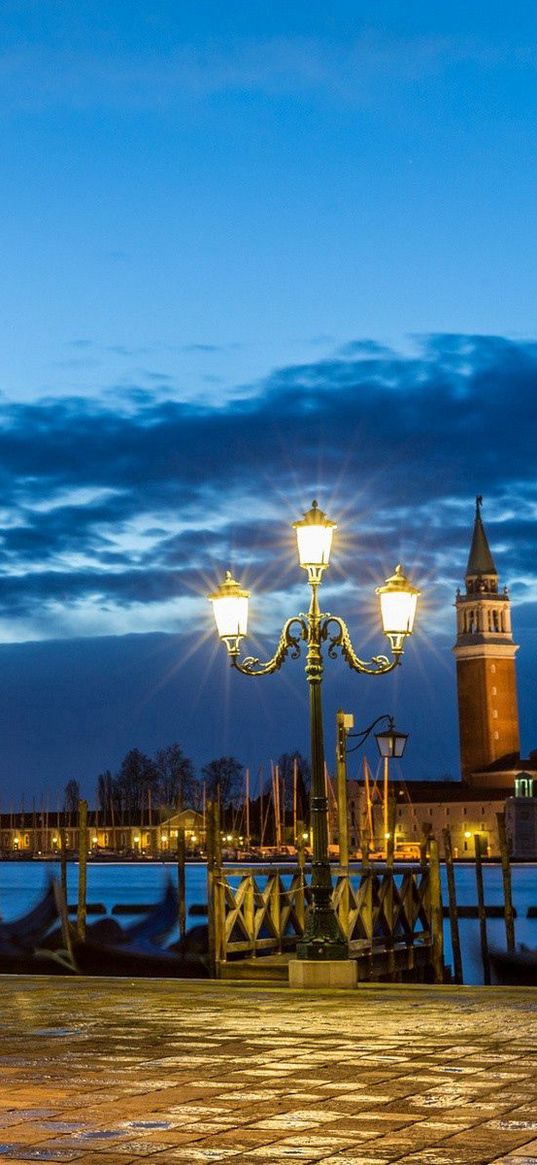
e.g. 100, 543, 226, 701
0, 333, 536, 626
180, 343, 222, 354
142, 371, 174, 382
107, 344, 151, 357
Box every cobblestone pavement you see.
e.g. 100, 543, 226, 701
1, 977, 537, 1164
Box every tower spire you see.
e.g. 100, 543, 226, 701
466, 495, 497, 587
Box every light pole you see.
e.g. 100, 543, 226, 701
209, 500, 419, 961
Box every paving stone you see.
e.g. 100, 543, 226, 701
2, 978, 537, 1162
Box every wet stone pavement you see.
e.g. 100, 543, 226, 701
1, 979, 537, 1164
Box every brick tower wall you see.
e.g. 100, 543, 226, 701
456, 655, 520, 780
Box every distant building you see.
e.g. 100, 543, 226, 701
505, 775, 537, 859
343, 498, 537, 859
0, 807, 204, 858
345, 777, 506, 858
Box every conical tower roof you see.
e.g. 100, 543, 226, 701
466, 496, 497, 579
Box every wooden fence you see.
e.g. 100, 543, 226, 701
207, 859, 443, 982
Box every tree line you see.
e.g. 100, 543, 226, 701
63, 745, 311, 830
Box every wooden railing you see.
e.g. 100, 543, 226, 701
207, 860, 443, 981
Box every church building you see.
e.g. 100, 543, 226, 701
347, 497, 537, 859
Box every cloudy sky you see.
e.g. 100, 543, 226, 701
1, 1, 537, 804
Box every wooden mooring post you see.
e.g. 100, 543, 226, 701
206, 801, 222, 978
474, 833, 491, 985
496, 812, 515, 953
60, 826, 68, 906
177, 826, 186, 942
442, 826, 463, 984
421, 819, 438, 980
429, 838, 444, 983
76, 799, 88, 941
420, 821, 432, 870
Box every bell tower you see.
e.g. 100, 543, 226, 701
454, 497, 520, 783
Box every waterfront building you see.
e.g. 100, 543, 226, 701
0, 808, 204, 858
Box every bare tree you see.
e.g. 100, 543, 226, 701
116, 749, 158, 825
154, 744, 197, 814
201, 756, 243, 808
63, 779, 80, 824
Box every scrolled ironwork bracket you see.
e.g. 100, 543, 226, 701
322, 614, 400, 676
230, 615, 308, 676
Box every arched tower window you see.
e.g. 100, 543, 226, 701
515, 775, 534, 798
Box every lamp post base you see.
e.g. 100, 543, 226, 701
296, 904, 348, 962
296, 937, 349, 961
289, 957, 357, 990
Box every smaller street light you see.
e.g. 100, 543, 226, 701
340, 713, 408, 861
374, 717, 408, 860
374, 721, 408, 759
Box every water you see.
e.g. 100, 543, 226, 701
0, 860, 208, 944
440, 862, 537, 984
0, 860, 536, 984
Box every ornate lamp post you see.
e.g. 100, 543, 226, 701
209, 500, 419, 961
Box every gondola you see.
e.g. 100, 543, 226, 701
0, 878, 210, 978
0, 879, 74, 975
0, 877, 58, 948
490, 946, 537, 986
70, 880, 210, 978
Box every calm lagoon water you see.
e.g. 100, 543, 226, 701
0, 860, 536, 985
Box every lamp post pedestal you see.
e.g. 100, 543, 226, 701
289, 957, 358, 990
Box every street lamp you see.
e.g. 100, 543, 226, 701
209, 500, 419, 961
344, 713, 408, 757
374, 719, 408, 760
374, 717, 408, 859
341, 713, 408, 860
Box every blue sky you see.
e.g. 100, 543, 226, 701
0, 2, 536, 802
